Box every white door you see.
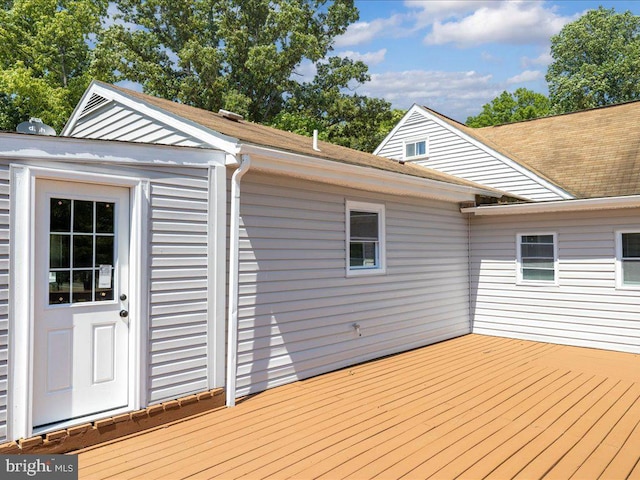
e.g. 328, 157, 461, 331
33, 179, 130, 428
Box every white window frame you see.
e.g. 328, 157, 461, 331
346, 200, 386, 277
402, 137, 429, 161
615, 230, 640, 290
516, 232, 558, 286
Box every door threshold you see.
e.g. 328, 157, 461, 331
0, 388, 224, 455
32, 405, 131, 436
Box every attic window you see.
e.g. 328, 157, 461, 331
79, 93, 110, 117
403, 138, 428, 160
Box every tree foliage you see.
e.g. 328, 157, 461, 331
2, 0, 396, 152
466, 88, 551, 127
94, 0, 359, 123
547, 7, 640, 113
270, 56, 402, 152
0, 0, 107, 132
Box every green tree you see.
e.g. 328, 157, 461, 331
547, 7, 640, 113
94, 0, 359, 124
271, 56, 399, 152
0, 0, 107, 132
466, 88, 551, 127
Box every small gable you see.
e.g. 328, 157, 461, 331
65, 88, 206, 148
375, 105, 571, 202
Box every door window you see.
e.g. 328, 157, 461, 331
49, 198, 115, 304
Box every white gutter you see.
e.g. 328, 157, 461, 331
461, 195, 640, 216
234, 143, 502, 203
226, 153, 251, 407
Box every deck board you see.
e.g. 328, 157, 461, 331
75, 334, 640, 479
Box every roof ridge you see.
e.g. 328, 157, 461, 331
475, 98, 640, 130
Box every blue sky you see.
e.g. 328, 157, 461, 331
329, 0, 640, 122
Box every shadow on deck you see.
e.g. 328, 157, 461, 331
76, 334, 640, 479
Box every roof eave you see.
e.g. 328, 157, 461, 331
461, 195, 640, 216
237, 143, 502, 203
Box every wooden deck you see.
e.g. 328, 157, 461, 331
76, 334, 640, 479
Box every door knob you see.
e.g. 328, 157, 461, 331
119, 309, 129, 318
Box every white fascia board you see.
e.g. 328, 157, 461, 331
412, 106, 574, 201
0, 132, 226, 167
372, 104, 423, 156
64, 81, 241, 154
462, 195, 640, 216
237, 143, 498, 203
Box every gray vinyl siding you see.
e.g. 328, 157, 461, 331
470, 209, 640, 354
68, 102, 205, 147
376, 110, 564, 201
147, 168, 211, 403
235, 173, 471, 397
0, 165, 8, 441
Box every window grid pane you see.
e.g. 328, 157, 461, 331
405, 140, 427, 158
622, 233, 640, 258
622, 259, 640, 285
49, 198, 116, 305
520, 234, 555, 282
349, 208, 381, 270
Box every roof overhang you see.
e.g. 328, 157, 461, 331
236, 143, 501, 203
0, 132, 226, 167
461, 195, 640, 216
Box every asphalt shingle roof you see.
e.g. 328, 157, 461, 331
463, 102, 640, 199
104, 82, 504, 194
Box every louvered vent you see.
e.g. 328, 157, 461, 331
406, 111, 424, 124
79, 93, 110, 117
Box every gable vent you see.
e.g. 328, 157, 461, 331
79, 93, 110, 117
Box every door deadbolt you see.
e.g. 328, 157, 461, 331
120, 294, 127, 301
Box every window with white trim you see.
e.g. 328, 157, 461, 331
403, 138, 428, 160
517, 233, 557, 283
617, 231, 640, 287
346, 201, 385, 275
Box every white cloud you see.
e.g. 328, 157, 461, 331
481, 51, 502, 63
360, 69, 503, 121
424, 1, 574, 47
521, 51, 553, 68
338, 49, 387, 66
506, 70, 543, 84
405, 0, 501, 27
334, 15, 405, 47
292, 60, 317, 83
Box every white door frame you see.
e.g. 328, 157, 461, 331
9, 164, 149, 440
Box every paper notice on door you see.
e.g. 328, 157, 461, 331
98, 264, 112, 288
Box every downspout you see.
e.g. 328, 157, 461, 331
226, 153, 251, 407
466, 211, 473, 333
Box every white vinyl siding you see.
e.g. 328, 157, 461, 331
376, 108, 567, 201
235, 173, 471, 397
148, 169, 211, 403
67, 102, 205, 147
0, 165, 8, 441
471, 209, 640, 354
